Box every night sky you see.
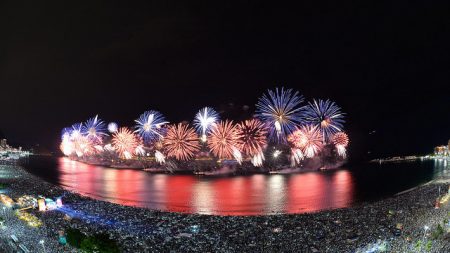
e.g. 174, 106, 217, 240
0, 1, 449, 160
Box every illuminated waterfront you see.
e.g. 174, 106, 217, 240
23, 156, 449, 215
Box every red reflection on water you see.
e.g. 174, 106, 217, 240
57, 158, 355, 215
287, 170, 354, 213
164, 176, 195, 213
330, 170, 354, 207
212, 177, 257, 215
59, 158, 146, 207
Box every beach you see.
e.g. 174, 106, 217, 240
1, 163, 449, 252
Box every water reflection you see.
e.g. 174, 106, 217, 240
57, 157, 359, 215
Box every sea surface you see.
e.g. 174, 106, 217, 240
22, 156, 449, 215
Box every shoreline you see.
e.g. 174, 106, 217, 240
1, 163, 450, 252
58, 155, 344, 176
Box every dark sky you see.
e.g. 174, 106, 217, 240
0, 1, 449, 159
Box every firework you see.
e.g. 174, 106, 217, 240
232, 147, 243, 164
70, 123, 83, 140
112, 127, 140, 159
134, 110, 169, 143
332, 132, 349, 158
194, 107, 219, 142
104, 144, 115, 152
291, 148, 304, 166
288, 125, 323, 158
304, 99, 344, 142
235, 119, 268, 157
72, 135, 94, 157
135, 145, 146, 156
273, 150, 282, 158
94, 145, 104, 152
163, 123, 200, 161
255, 87, 305, 143
82, 115, 107, 143
155, 150, 166, 164
251, 151, 265, 167
61, 128, 72, 140
208, 120, 238, 159
108, 122, 118, 133
68, 123, 93, 157
60, 133, 73, 156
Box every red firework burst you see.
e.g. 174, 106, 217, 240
332, 132, 349, 147
288, 125, 323, 158
235, 119, 268, 156
163, 123, 200, 161
112, 127, 140, 159
72, 136, 94, 157
208, 120, 238, 159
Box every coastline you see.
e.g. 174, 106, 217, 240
1, 163, 450, 252
64, 155, 344, 176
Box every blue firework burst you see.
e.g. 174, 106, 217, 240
255, 87, 305, 143
134, 110, 169, 143
82, 115, 108, 143
304, 99, 345, 142
61, 127, 72, 140
70, 123, 83, 139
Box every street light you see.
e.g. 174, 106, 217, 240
39, 239, 46, 253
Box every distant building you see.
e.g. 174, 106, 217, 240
434, 145, 449, 156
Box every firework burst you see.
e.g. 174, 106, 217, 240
108, 122, 118, 133
65, 123, 91, 157
73, 136, 94, 157
290, 148, 304, 166
70, 123, 83, 140
251, 151, 265, 167
82, 115, 108, 143
232, 147, 243, 164
304, 99, 344, 142
112, 127, 140, 159
288, 125, 323, 158
135, 145, 146, 156
155, 150, 166, 164
60, 133, 74, 156
255, 87, 305, 143
134, 110, 169, 143
332, 132, 349, 158
61, 128, 72, 140
235, 119, 268, 157
163, 123, 200, 161
194, 107, 219, 142
208, 120, 238, 159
